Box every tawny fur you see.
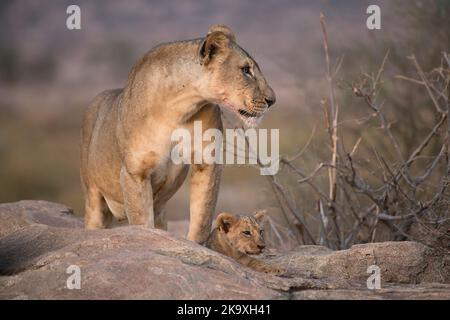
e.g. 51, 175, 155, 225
206, 211, 284, 275
80, 25, 276, 243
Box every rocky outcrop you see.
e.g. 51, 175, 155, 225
268, 242, 449, 284
0, 200, 449, 299
0, 200, 82, 239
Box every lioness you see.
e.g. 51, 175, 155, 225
80, 24, 276, 243
206, 211, 284, 275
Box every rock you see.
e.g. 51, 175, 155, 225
0, 200, 82, 238
0, 225, 283, 299
0, 200, 449, 299
293, 283, 450, 300
267, 242, 449, 284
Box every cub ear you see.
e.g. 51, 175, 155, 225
216, 212, 238, 233
199, 25, 235, 66
254, 210, 267, 224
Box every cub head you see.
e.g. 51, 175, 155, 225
215, 210, 266, 255
198, 24, 276, 127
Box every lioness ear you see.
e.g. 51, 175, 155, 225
216, 212, 238, 233
207, 24, 236, 42
199, 25, 235, 66
254, 210, 267, 224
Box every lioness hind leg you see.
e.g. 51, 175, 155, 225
84, 187, 112, 229
154, 206, 167, 230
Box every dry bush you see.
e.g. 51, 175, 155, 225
255, 14, 450, 252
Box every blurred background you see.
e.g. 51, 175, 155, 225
0, 0, 449, 246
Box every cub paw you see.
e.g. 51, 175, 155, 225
262, 265, 286, 276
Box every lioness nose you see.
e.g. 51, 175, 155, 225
257, 244, 265, 250
265, 97, 275, 108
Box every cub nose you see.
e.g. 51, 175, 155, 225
257, 244, 265, 250
265, 97, 275, 108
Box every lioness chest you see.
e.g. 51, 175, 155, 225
97, 103, 221, 219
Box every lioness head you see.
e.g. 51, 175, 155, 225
215, 210, 266, 255
198, 24, 276, 127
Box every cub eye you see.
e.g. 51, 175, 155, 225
241, 66, 252, 77
242, 230, 251, 236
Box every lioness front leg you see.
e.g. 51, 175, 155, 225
119, 167, 155, 228
187, 163, 222, 243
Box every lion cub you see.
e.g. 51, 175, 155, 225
205, 210, 284, 275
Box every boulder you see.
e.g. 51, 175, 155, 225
0, 200, 82, 238
0, 200, 449, 299
267, 242, 449, 284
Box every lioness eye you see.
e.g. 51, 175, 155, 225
242, 230, 251, 236
241, 66, 251, 76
